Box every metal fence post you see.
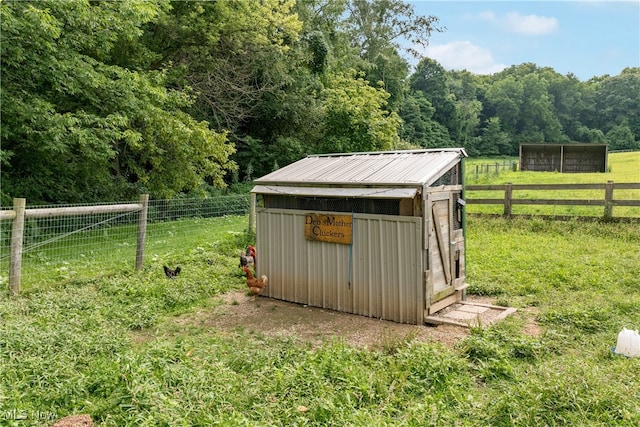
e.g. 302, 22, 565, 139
136, 194, 149, 270
9, 198, 26, 295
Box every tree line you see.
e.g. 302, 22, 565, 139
2, 0, 638, 204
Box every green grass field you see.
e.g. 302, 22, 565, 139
465, 152, 640, 217
1, 209, 639, 425
465, 151, 640, 182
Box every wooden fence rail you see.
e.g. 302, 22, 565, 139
465, 181, 640, 219
2, 195, 148, 295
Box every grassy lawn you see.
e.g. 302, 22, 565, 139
465, 151, 640, 217
1, 211, 639, 425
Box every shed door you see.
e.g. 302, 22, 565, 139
429, 196, 455, 302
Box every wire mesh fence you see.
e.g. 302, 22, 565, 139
466, 159, 518, 180
0, 195, 250, 291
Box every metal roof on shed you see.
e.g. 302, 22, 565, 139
251, 185, 418, 199
253, 148, 467, 188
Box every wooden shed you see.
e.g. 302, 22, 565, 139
519, 143, 608, 173
250, 149, 468, 325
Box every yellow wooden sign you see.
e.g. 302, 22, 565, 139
304, 213, 353, 244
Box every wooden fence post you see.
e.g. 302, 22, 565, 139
9, 198, 26, 295
135, 194, 149, 270
504, 183, 513, 217
249, 192, 256, 234
604, 180, 614, 220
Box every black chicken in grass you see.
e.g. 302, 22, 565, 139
163, 265, 181, 279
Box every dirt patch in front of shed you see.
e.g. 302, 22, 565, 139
159, 290, 529, 350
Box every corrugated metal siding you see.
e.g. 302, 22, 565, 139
255, 149, 465, 187
257, 209, 424, 324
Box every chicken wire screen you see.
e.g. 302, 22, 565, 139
430, 164, 461, 187
0, 203, 140, 290
264, 195, 400, 215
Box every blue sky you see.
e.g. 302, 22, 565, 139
407, 1, 640, 81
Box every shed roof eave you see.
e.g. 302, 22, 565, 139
308, 147, 468, 158
251, 185, 419, 199
252, 180, 425, 188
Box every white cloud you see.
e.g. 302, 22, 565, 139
474, 11, 559, 35
423, 41, 507, 75
504, 12, 559, 35
475, 11, 497, 23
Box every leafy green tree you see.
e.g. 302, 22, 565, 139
519, 73, 565, 143
142, 0, 312, 181
448, 71, 482, 148
366, 47, 410, 111
483, 75, 523, 145
346, 0, 443, 62
481, 65, 568, 152
398, 91, 453, 148
595, 69, 640, 143
317, 70, 401, 153
409, 58, 459, 141
306, 30, 331, 74
293, 0, 356, 73
344, 0, 442, 111
233, 0, 331, 178
0, 0, 235, 203
574, 126, 606, 144
145, 0, 303, 133
606, 119, 638, 151
398, 93, 432, 146
546, 72, 589, 141
469, 117, 511, 156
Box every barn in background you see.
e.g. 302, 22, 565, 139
519, 143, 608, 173
250, 149, 468, 325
